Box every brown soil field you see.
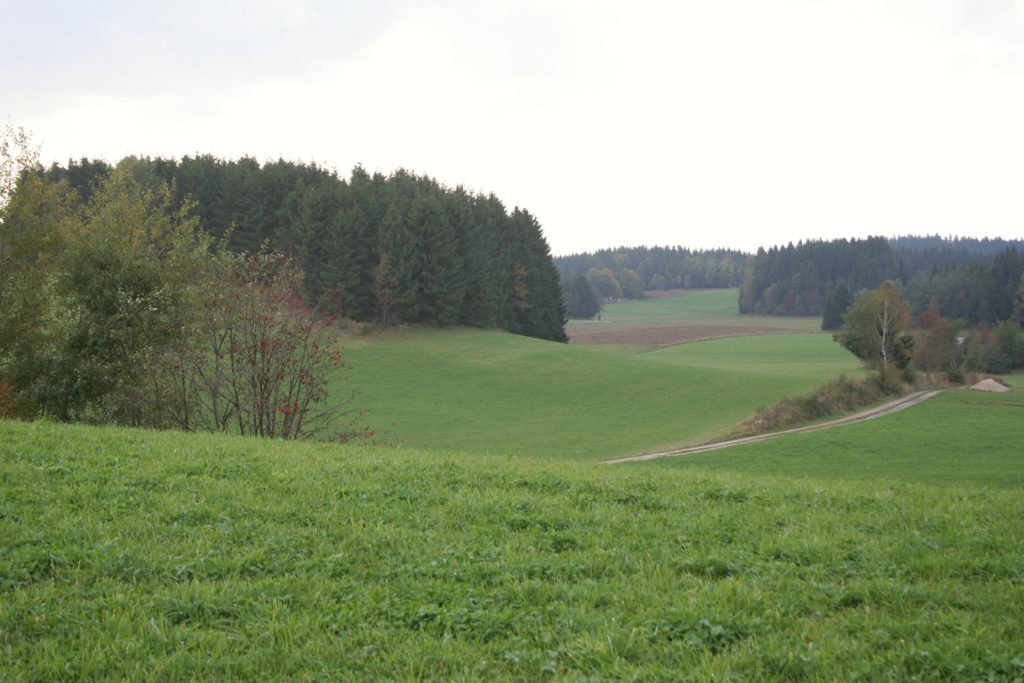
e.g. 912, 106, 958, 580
567, 324, 798, 346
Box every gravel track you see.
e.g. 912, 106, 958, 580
601, 390, 942, 464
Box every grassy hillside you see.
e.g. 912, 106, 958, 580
566, 289, 819, 347
343, 329, 861, 460
645, 333, 861, 381
2, 417, 1022, 680
654, 377, 1024, 488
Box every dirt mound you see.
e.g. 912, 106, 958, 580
970, 378, 1010, 393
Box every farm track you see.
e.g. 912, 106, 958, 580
602, 390, 942, 464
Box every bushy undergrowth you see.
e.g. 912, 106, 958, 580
737, 374, 904, 435
0, 167, 366, 441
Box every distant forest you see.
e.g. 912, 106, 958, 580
738, 236, 1024, 325
554, 247, 749, 299
42, 157, 567, 342
556, 237, 1024, 327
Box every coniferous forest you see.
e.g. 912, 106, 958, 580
737, 236, 1024, 326
42, 156, 568, 342
27, 156, 1024, 340
556, 238, 1024, 330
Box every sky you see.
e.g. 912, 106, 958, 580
4, 0, 1024, 255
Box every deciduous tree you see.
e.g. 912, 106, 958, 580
586, 267, 622, 301
617, 268, 645, 299
834, 281, 914, 386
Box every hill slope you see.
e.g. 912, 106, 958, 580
2, 418, 1022, 680
343, 327, 860, 459
655, 377, 1024, 487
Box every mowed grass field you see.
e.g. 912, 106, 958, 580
566, 290, 819, 347
342, 329, 861, 460
2, 415, 1023, 680
337, 288, 861, 460
569, 289, 818, 330
654, 376, 1024, 488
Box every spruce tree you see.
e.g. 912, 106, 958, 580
821, 282, 854, 331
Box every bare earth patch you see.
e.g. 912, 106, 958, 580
568, 324, 798, 346
970, 378, 1011, 393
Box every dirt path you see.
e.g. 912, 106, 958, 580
601, 390, 942, 465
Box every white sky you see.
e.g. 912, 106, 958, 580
4, 0, 1024, 255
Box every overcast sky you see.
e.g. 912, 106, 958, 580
4, 0, 1024, 255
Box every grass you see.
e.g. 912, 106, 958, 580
652, 377, 1024, 488
566, 289, 819, 331
3, 417, 1023, 680
330, 288, 859, 461
341, 329, 861, 460
644, 333, 863, 382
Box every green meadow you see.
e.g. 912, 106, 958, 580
343, 329, 860, 460
2, 416, 1023, 681
566, 289, 819, 331
4, 288, 1023, 679
336, 288, 860, 460
655, 376, 1024, 488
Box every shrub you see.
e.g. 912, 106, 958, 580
167, 251, 370, 442
737, 375, 899, 435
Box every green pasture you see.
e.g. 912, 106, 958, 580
654, 377, 1024, 488
645, 332, 865, 382
342, 329, 861, 460
2, 418, 1023, 680
566, 289, 819, 331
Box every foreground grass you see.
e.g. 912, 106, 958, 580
3, 420, 1023, 680
654, 378, 1024, 488
342, 329, 860, 460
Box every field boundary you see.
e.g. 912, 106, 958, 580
602, 390, 942, 464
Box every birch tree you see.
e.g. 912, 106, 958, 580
833, 281, 914, 385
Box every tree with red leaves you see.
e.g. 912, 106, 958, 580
174, 250, 372, 442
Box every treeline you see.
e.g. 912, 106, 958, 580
889, 235, 1024, 266
554, 246, 749, 295
740, 237, 898, 316
740, 236, 1024, 325
904, 248, 1024, 325
42, 156, 567, 342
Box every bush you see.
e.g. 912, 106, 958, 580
167, 251, 371, 442
737, 375, 900, 435
1, 162, 372, 443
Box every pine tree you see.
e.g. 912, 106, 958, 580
821, 282, 854, 331
566, 275, 600, 319
375, 204, 415, 324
